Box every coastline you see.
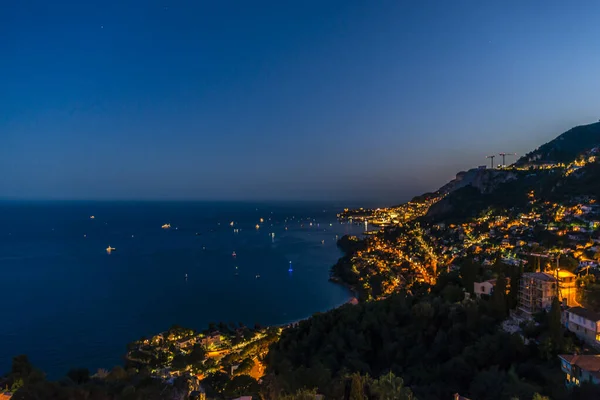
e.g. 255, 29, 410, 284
277, 292, 359, 329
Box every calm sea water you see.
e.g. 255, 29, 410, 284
0, 201, 363, 378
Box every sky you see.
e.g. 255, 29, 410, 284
2, 1, 600, 203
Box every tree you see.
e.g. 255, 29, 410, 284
11, 355, 33, 378
171, 353, 188, 371
491, 274, 508, 319
10, 378, 24, 392
224, 375, 260, 398
548, 296, 563, 351
461, 259, 479, 294
67, 368, 90, 384
469, 367, 507, 400
279, 388, 319, 400
234, 358, 255, 376
188, 344, 207, 365
106, 365, 127, 382
507, 263, 523, 310
9, 355, 44, 385
442, 283, 465, 303
348, 373, 366, 400
370, 372, 415, 400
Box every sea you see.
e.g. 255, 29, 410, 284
0, 201, 365, 378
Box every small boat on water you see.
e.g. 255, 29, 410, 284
232, 251, 237, 257
255, 274, 261, 279
106, 246, 115, 253
185, 273, 188, 279
162, 223, 171, 229
90, 216, 95, 219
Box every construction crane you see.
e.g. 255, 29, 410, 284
498, 152, 517, 168
486, 155, 496, 169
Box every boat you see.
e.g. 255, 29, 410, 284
90, 216, 95, 219
106, 246, 115, 253
162, 223, 171, 229
255, 274, 261, 279
288, 260, 293, 272
185, 273, 188, 279
230, 221, 234, 227
232, 251, 237, 257
255, 224, 260, 229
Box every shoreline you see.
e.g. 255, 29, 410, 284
277, 293, 359, 329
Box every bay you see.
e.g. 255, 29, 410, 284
0, 201, 363, 378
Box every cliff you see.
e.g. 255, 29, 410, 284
438, 168, 518, 195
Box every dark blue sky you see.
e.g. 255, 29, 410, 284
2, 1, 600, 202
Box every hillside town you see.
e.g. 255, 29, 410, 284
331, 136, 600, 397
122, 324, 280, 398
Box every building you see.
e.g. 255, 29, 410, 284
564, 307, 600, 348
557, 270, 577, 307
559, 354, 600, 386
176, 337, 196, 349
518, 272, 557, 317
200, 332, 221, 347
474, 280, 495, 298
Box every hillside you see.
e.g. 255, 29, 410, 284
515, 121, 600, 166
424, 121, 600, 222
425, 170, 550, 222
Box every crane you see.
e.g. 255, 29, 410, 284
498, 152, 517, 168
486, 155, 496, 169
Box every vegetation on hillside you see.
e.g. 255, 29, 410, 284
516, 121, 600, 166
266, 272, 597, 400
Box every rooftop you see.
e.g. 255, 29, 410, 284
566, 307, 600, 322
559, 354, 600, 374
558, 270, 577, 278
523, 272, 557, 282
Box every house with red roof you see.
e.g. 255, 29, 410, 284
559, 354, 600, 386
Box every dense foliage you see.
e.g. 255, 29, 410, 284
266, 273, 597, 400
1, 356, 191, 400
